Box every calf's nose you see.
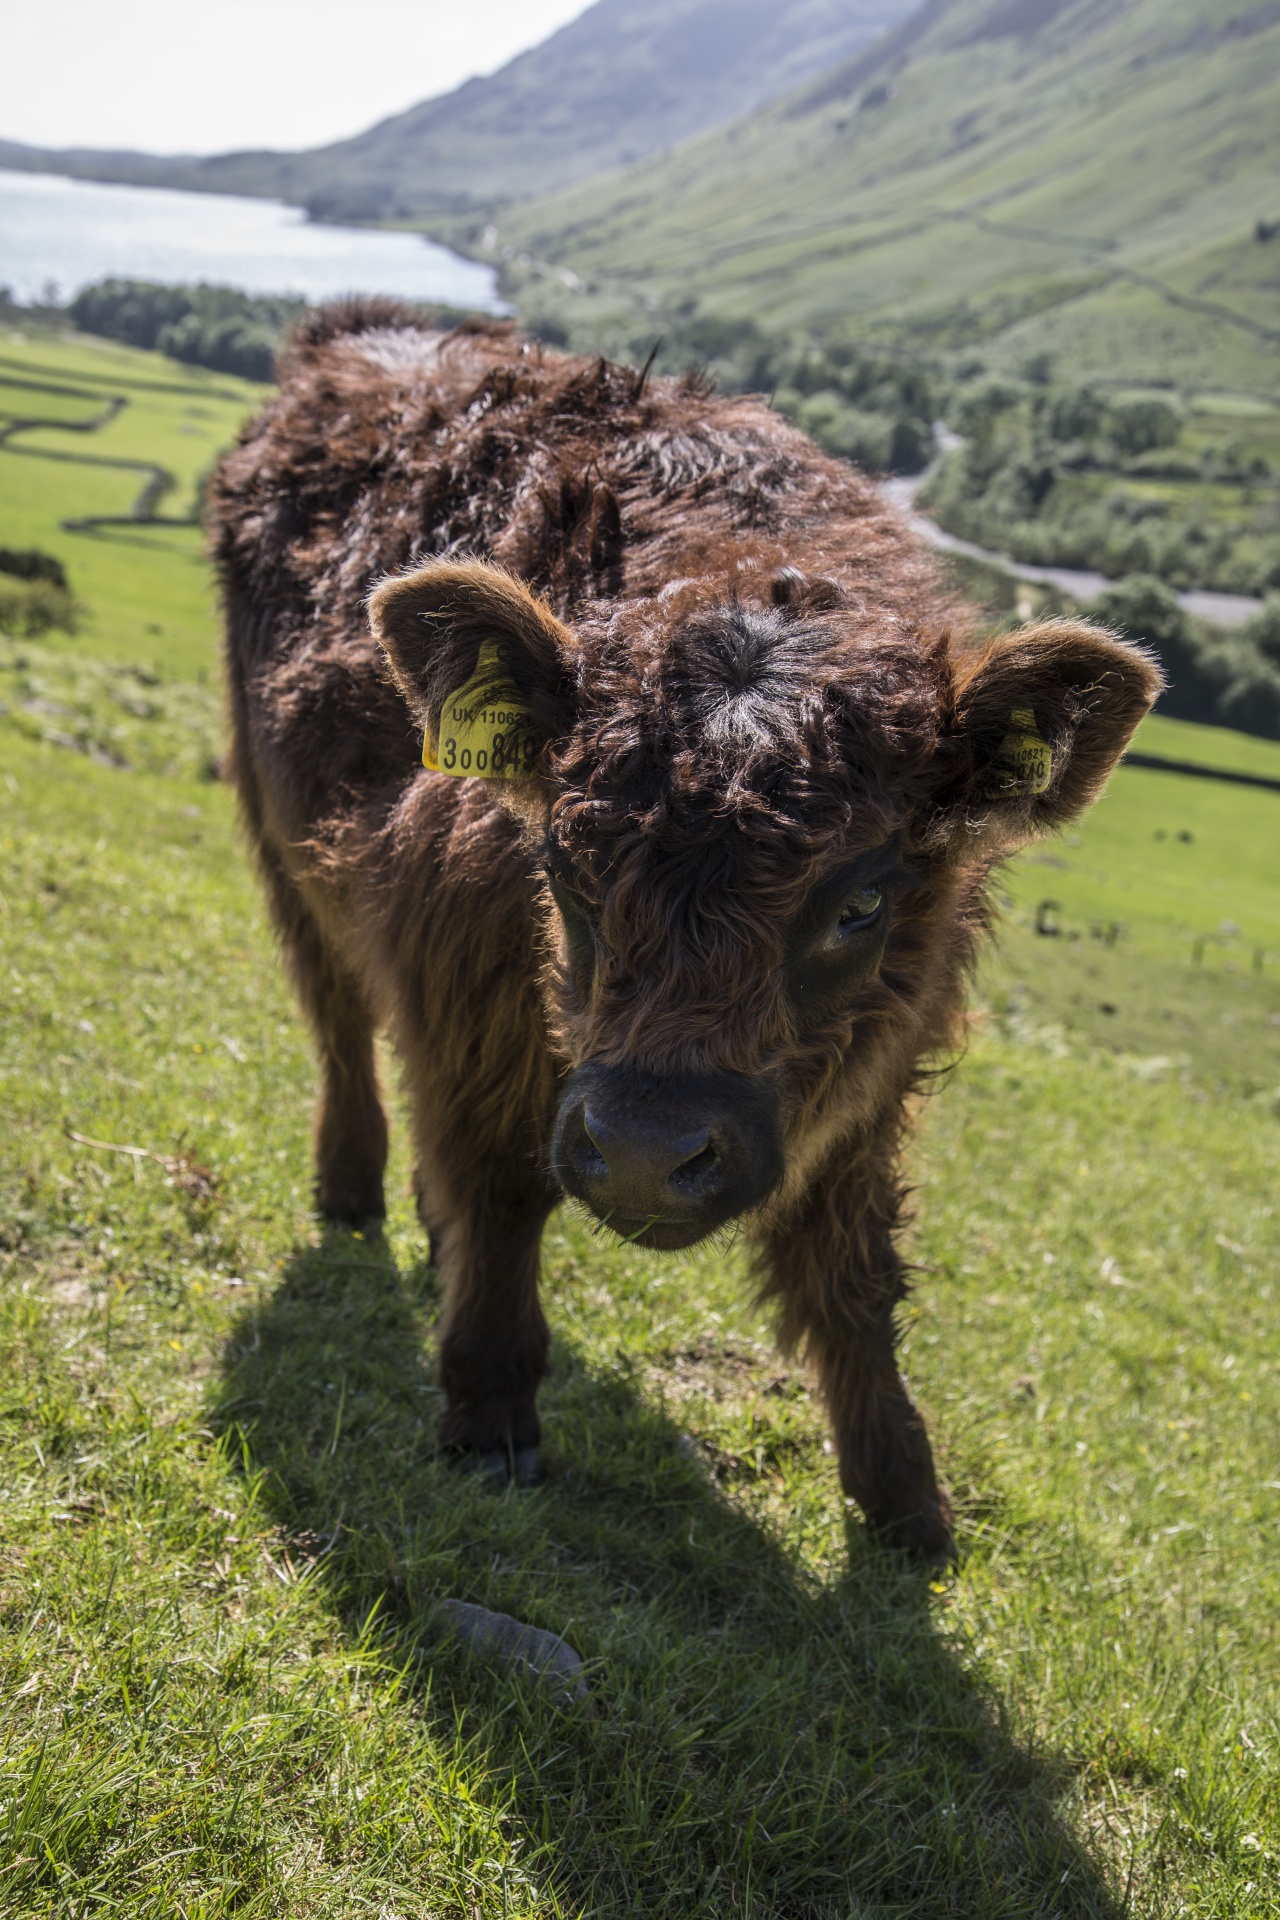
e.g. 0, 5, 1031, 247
580, 1104, 722, 1203
553, 1065, 783, 1251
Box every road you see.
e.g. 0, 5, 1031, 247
881, 436, 1264, 631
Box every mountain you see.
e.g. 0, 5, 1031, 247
477, 0, 1280, 390
0, 0, 919, 220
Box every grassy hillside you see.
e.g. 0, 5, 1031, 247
2, 625, 1279, 1917
0, 0, 916, 221
0, 331, 1278, 1914
479, 0, 1280, 394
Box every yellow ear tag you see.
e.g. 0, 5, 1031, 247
985, 707, 1053, 800
423, 641, 539, 780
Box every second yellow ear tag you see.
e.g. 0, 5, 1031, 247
985, 707, 1053, 800
423, 641, 539, 779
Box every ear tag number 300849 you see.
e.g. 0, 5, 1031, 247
985, 707, 1053, 800
423, 641, 539, 780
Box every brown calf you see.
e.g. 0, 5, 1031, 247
212, 301, 1159, 1560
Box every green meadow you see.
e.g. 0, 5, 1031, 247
1, 333, 1278, 1916
0, 327, 265, 678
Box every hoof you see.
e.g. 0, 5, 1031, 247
872, 1501, 956, 1567
317, 1185, 385, 1233
314, 1167, 385, 1228
321, 1211, 386, 1235
452, 1445, 541, 1490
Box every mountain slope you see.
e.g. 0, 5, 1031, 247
481, 0, 1280, 389
0, 0, 918, 219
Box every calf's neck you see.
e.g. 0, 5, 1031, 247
212, 303, 1159, 1559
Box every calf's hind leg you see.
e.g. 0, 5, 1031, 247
261, 853, 388, 1227
309, 972, 388, 1229
761, 1151, 953, 1562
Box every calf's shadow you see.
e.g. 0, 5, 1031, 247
212, 1229, 1124, 1919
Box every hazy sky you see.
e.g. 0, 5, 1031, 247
4, 0, 592, 155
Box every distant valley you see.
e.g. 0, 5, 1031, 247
473, 0, 1280, 395
8, 0, 1274, 399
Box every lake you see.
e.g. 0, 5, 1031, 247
0, 168, 502, 309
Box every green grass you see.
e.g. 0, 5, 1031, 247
0, 633, 222, 778
0, 328, 265, 679
991, 737, 1280, 1102
1134, 713, 1280, 783
2, 652, 1279, 1913
1009, 724, 1280, 958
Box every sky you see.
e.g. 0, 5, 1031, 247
3, 0, 593, 156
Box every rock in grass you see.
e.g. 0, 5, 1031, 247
439, 1599, 587, 1701
676, 1431, 715, 1479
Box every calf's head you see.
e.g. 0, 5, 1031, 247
373, 559, 1160, 1249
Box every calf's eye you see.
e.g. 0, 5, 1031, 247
833, 885, 884, 938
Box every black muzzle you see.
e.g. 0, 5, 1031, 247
552, 1064, 784, 1250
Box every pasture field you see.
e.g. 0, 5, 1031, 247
991, 715, 1280, 1100
1, 333, 1279, 1917
0, 327, 265, 678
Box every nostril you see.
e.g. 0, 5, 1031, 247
574, 1110, 609, 1181
668, 1136, 722, 1198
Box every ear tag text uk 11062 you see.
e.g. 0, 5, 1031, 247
985, 707, 1053, 800
423, 641, 539, 780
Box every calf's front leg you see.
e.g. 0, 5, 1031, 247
811, 1308, 952, 1561
418, 1140, 558, 1487
760, 1150, 953, 1562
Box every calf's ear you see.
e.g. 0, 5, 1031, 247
369, 559, 576, 783
945, 619, 1162, 840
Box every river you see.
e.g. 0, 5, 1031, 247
0, 168, 502, 310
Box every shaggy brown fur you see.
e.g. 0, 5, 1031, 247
212, 301, 1160, 1559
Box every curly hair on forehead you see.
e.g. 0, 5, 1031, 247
547, 601, 961, 895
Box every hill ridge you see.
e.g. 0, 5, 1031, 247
476, 0, 1280, 393
0, 0, 919, 221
